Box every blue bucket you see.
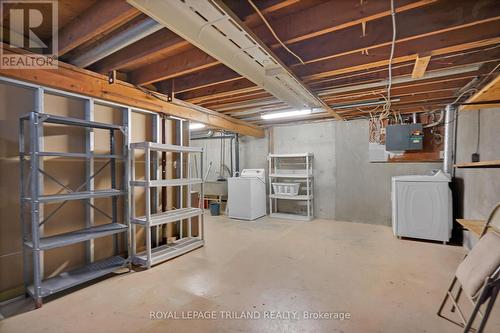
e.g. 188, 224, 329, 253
209, 203, 220, 216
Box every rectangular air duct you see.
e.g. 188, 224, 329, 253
127, 0, 341, 119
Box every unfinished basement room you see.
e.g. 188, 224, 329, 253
1, 0, 500, 332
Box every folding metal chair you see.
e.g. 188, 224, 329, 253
437, 203, 500, 332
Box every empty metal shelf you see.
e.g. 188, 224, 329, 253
132, 207, 202, 227
27, 256, 127, 298
131, 141, 203, 153
27, 189, 125, 203
24, 223, 128, 250
41, 114, 123, 131
132, 237, 204, 267
131, 178, 202, 187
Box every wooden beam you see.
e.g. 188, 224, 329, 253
276, 0, 500, 65
174, 65, 241, 93
145, 0, 431, 93
130, 48, 219, 86
91, 0, 294, 77
411, 55, 432, 79
0, 47, 264, 137
253, 0, 435, 47
299, 21, 500, 81
460, 75, 500, 111
156, 0, 495, 94
91, 29, 188, 73
309, 45, 500, 90
58, 0, 140, 55
180, 79, 259, 103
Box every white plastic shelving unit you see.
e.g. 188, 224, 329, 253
268, 153, 314, 221
130, 141, 204, 268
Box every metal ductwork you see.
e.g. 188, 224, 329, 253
443, 104, 457, 176
127, 0, 337, 117
71, 18, 162, 68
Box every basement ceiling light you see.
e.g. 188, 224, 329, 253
261, 109, 312, 120
189, 123, 206, 130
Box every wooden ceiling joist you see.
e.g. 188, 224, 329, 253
300, 24, 500, 81
253, 0, 436, 48
130, 48, 219, 86
276, 0, 500, 66
58, 0, 140, 56
91, 29, 188, 73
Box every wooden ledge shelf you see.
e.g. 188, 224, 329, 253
454, 160, 500, 168
456, 219, 485, 237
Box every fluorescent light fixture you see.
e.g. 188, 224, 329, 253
261, 109, 312, 120
189, 123, 206, 130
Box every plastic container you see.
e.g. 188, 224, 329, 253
272, 182, 300, 196
209, 203, 220, 216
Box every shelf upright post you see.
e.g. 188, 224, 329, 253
179, 119, 184, 239
306, 155, 310, 218
268, 156, 272, 215
123, 107, 131, 261
145, 146, 152, 269
187, 121, 192, 238
29, 110, 42, 308
84, 98, 95, 263
200, 147, 204, 241
152, 114, 160, 247
110, 128, 119, 254
130, 126, 136, 260
19, 115, 29, 293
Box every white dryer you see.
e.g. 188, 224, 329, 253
228, 169, 266, 220
392, 170, 452, 242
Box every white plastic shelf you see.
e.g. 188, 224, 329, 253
131, 178, 202, 187
269, 194, 313, 200
132, 237, 204, 267
270, 212, 313, 221
131, 141, 203, 153
269, 173, 313, 178
132, 207, 203, 227
269, 153, 314, 221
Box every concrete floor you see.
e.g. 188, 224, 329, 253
1, 215, 499, 332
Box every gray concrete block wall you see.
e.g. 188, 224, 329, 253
200, 113, 500, 227
455, 108, 500, 221
334, 119, 441, 226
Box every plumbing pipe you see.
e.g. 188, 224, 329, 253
443, 104, 457, 175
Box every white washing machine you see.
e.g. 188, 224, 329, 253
228, 169, 266, 220
392, 170, 452, 242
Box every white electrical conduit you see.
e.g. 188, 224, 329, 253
246, 0, 305, 64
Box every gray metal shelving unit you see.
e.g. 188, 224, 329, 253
268, 153, 314, 221
19, 110, 129, 308
130, 140, 204, 268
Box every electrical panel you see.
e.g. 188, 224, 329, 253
385, 124, 424, 151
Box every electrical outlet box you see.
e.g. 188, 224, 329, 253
386, 124, 424, 151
